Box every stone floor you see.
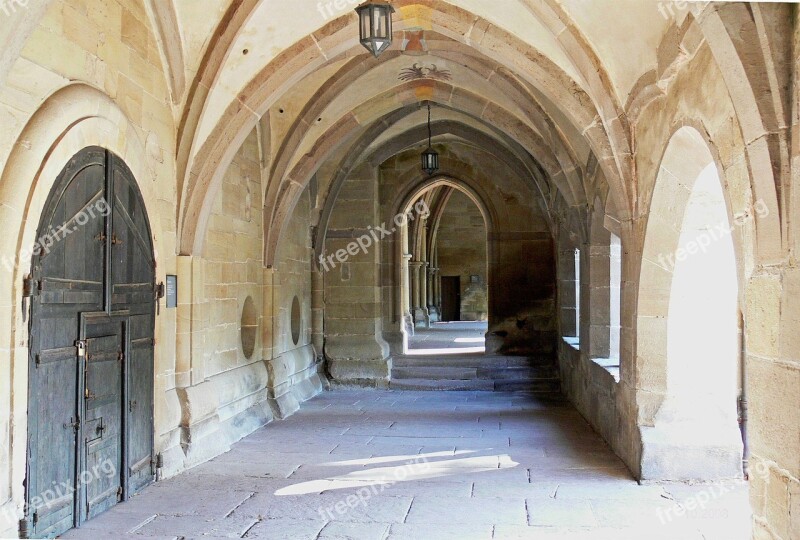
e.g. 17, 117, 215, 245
407, 321, 488, 355
61, 390, 751, 540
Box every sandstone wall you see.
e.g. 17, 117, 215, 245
268, 186, 323, 416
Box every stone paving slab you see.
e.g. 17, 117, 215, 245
317, 521, 391, 540
388, 523, 494, 539
60, 390, 751, 540
405, 495, 528, 526
133, 514, 258, 538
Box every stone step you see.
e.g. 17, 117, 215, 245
392, 366, 478, 380
475, 366, 559, 380
392, 366, 558, 381
393, 355, 554, 369
388, 378, 495, 391
388, 377, 561, 393
495, 378, 561, 393
390, 353, 561, 394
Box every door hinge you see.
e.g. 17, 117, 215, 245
22, 275, 40, 298
155, 281, 165, 315
116, 486, 123, 501
151, 453, 163, 476
22, 275, 40, 323
18, 516, 31, 538
31, 512, 38, 526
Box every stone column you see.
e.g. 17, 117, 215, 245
420, 262, 430, 327
435, 266, 442, 313
420, 225, 431, 328
428, 267, 440, 322
410, 261, 427, 327
170, 256, 228, 470
402, 253, 414, 336
410, 261, 421, 312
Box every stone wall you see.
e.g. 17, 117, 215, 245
437, 190, 488, 321
171, 131, 269, 468
267, 186, 324, 416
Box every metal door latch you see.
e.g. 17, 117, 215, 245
63, 417, 80, 432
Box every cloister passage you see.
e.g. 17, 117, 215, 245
0, 1, 798, 539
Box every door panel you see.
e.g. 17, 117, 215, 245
110, 156, 155, 497
27, 345, 79, 538
80, 317, 125, 522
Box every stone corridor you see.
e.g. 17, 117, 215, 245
61, 390, 750, 540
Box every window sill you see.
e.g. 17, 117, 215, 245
591, 357, 620, 383
562, 336, 580, 351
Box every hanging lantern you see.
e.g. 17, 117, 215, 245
421, 102, 439, 176
355, 1, 395, 58
421, 148, 439, 176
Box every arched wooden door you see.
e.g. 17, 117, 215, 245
25, 147, 156, 538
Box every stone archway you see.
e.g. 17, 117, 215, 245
637, 126, 748, 480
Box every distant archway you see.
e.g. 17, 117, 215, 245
393, 176, 493, 354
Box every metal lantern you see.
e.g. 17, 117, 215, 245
421, 102, 439, 176
355, 1, 395, 58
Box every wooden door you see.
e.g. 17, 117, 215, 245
441, 276, 461, 322
25, 147, 155, 538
